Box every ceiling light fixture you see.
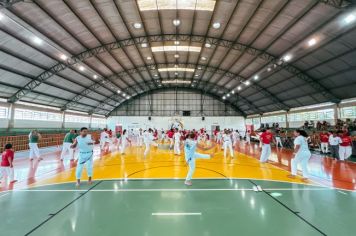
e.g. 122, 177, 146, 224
212, 22, 221, 29
79, 66, 85, 71
205, 43, 212, 48
147, 56, 152, 60
201, 56, 207, 61
158, 67, 195, 73
231, 91, 235, 94
117, 90, 121, 94
344, 13, 356, 24
137, 0, 216, 11
283, 54, 292, 62
122, 93, 126, 96
267, 68, 272, 72
237, 86, 241, 91
93, 75, 98, 79
222, 96, 226, 100
141, 43, 148, 48
254, 75, 259, 80
60, 54, 68, 60
0, 13, 4, 21
151, 45, 201, 52
227, 94, 230, 97
307, 38, 317, 47
174, 54, 180, 58
33, 37, 43, 45
133, 22, 142, 29
174, 41, 180, 45
245, 81, 250, 86
173, 19, 181, 26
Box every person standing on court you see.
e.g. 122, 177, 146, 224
259, 128, 274, 163
223, 130, 234, 158
60, 129, 76, 161
28, 130, 42, 161
339, 131, 353, 161
143, 128, 157, 158
120, 129, 131, 155
319, 130, 330, 154
173, 128, 181, 155
288, 129, 311, 181
328, 131, 341, 159
0, 143, 17, 185
184, 132, 213, 186
71, 127, 94, 187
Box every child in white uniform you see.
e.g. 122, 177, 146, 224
184, 132, 212, 186
120, 129, 131, 155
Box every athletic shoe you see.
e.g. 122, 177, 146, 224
184, 181, 192, 186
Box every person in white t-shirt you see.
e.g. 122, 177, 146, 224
143, 128, 158, 158
173, 128, 181, 155
328, 131, 342, 159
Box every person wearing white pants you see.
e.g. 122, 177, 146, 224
223, 130, 234, 158
143, 129, 157, 158
70, 127, 94, 187
60, 129, 76, 160
339, 133, 353, 161
138, 129, 143, 147
245, 130, 251, 144
184, 132, 212, 186
259, 128, 274, 163
28, 130, 42, 161
288, 129, 311, 181
0, 143, 17, 184
319, 131, 329, 154
120, 129, 131, 155
173, 128, 181, 155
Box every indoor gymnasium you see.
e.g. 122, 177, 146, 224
0, 0, 356, 235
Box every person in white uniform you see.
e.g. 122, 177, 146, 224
120, 129, 131, 155
288, 129, 311, 181
223, 130, 234, 158
275, 130, 283, 148
184, 132, 212, 186
245, 130, 251, 144
71, 127, 94, 187
138, 128, 144, 147
232, 130, 240, 147
60, 129, 76, 161
99, 128, 110, 153
143, 128, 158, 158
28, 130, 42, 161
173, 128, 181, 155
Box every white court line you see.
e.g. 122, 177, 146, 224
338, 191, 347, 195
152, 212, 202, 216
0, 193, 9, 199
8, 188, 333, 192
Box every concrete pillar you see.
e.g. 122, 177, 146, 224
333, 103, 339, 125
8, 103, 15, 129
285, 112, 289, 128
89, 115, 93, 129
61, 111, 66, 129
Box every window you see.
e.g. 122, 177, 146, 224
92, 117, 107, 125
14, 108, 62, 121
340, 106, 356, 119
288, 109, 334, 122
65, 115, 90, 123
0, 106, 8, 119
261, 115, 286, 123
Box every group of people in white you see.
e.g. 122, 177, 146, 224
3, 125, 353, 188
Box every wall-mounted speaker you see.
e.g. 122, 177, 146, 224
202, 117, 205, 121
148, 116, 151, 121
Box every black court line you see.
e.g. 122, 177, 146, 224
248, 179, 327, 236
126, 164, 228, 178
24, 181, 103, 236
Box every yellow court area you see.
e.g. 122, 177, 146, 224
33, 144, 309, 187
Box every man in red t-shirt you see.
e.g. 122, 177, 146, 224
260, 128, 274, 163
167, 129, 174, 149
0, 143, 17, 184
339, 133, 353, 161
319, 131, 330, 154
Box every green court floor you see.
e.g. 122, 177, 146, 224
0, 179, 355, 236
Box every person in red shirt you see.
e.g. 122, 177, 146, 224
260, 128, 275, 163
0, 143, 17, 184
319, 131, 330, 154
167, 129, 174, 149
339, 132, 353, 161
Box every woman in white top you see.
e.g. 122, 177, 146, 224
288, 129, 311, 181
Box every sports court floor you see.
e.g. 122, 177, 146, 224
1, 142, 355, 236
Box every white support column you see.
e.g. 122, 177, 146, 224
8, 103, 15, 129
89, 115, 93, 129
285, 112, 289, 128
333, 103, 339, 125
61, 111, 66, 129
